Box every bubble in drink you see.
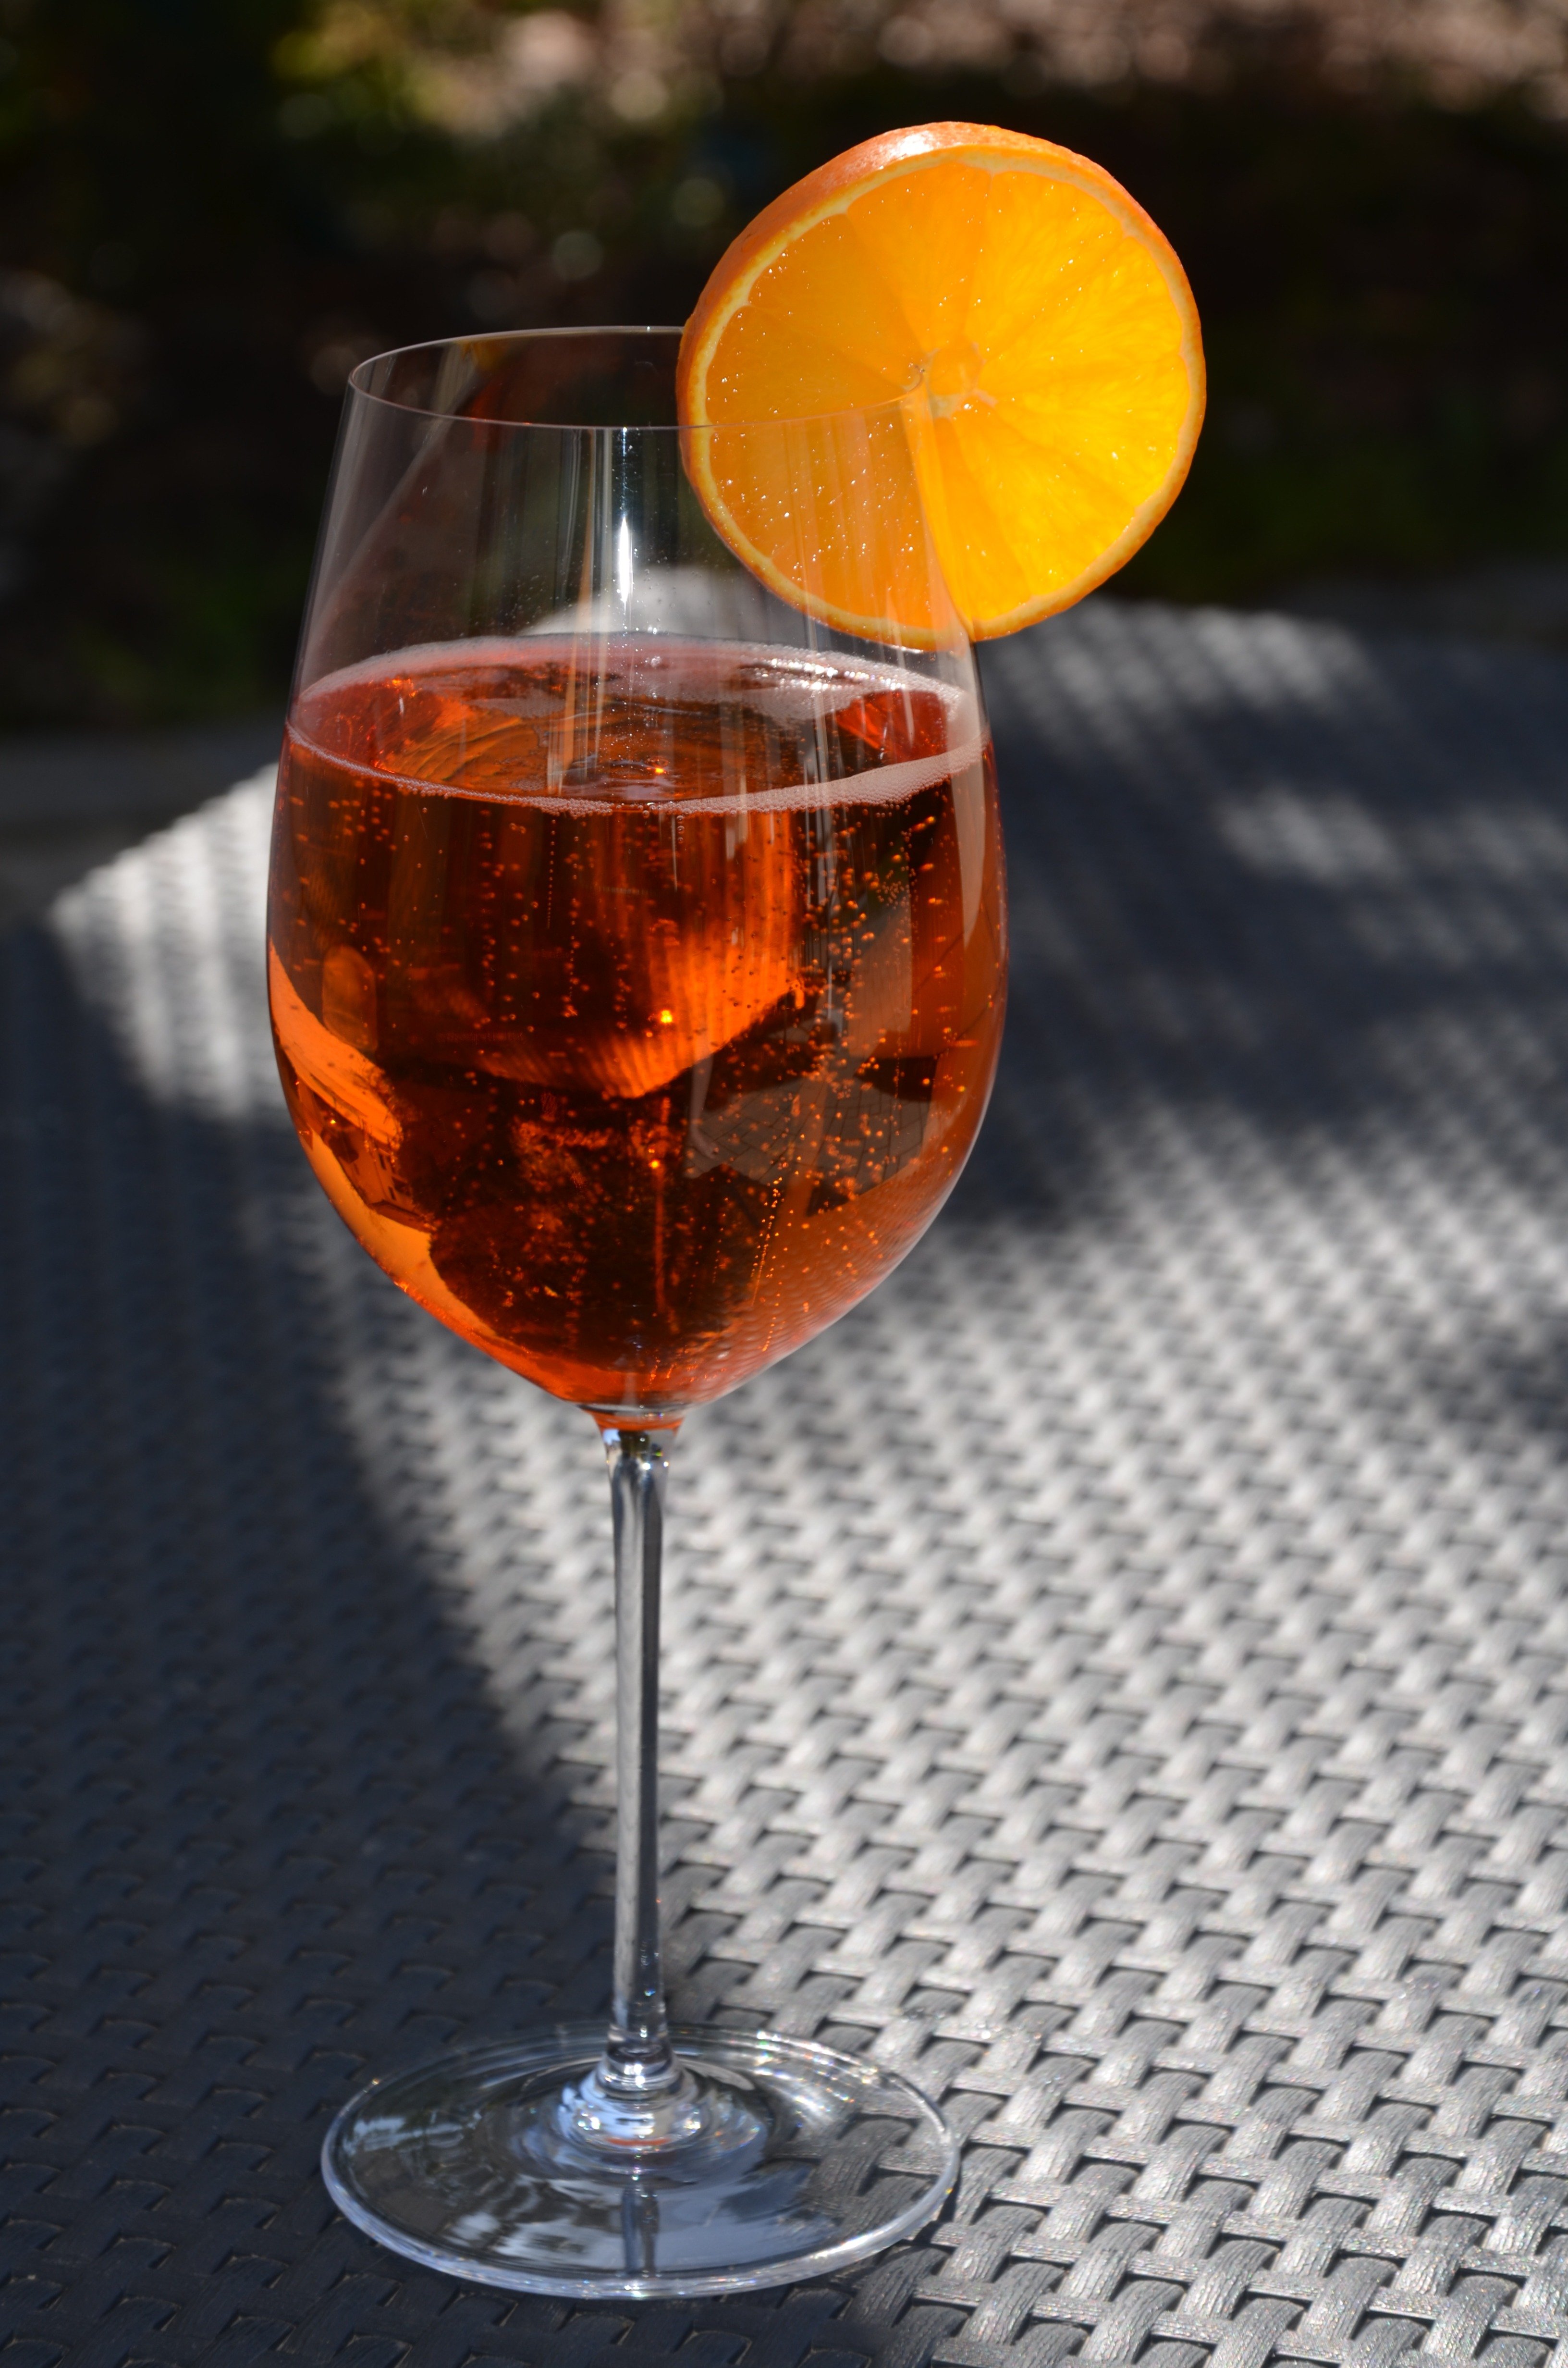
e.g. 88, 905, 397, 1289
268, 638, 1007, 1417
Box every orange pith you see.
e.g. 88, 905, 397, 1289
677, 123, 1205, 643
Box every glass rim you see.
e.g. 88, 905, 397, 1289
345, 324, 917, 433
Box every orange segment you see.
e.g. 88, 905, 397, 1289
678, 123, 1205, 643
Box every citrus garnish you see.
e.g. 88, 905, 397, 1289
677, 122, 1205, 643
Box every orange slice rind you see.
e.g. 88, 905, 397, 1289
677, 122, 1205, 645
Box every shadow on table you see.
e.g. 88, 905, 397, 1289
0, 714, 283, 924
6, 604, 1568, 2364
0, 917, 976, 2366
0, 922, 647, 2361
966, 607, 1568, 1255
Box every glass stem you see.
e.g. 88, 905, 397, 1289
600, 1425, 680, 2099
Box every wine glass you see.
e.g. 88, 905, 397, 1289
267, 327, 1007, 2298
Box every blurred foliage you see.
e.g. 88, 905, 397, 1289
3, 0, 1568, 723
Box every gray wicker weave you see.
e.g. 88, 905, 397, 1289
7, 599, 1568, 2368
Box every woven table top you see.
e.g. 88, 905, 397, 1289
7, 600, 1568, 2368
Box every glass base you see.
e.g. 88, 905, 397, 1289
321, 2022, 960, 2299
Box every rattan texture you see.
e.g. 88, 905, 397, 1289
6, 601, 1568, 2368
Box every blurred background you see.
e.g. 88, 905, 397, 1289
6, 0, 1568, 733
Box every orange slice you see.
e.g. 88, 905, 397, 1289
677, 122, 1205, 643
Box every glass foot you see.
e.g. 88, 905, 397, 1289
321, 2022, 960, 2298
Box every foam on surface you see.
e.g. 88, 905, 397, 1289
292, 637, 985, 814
